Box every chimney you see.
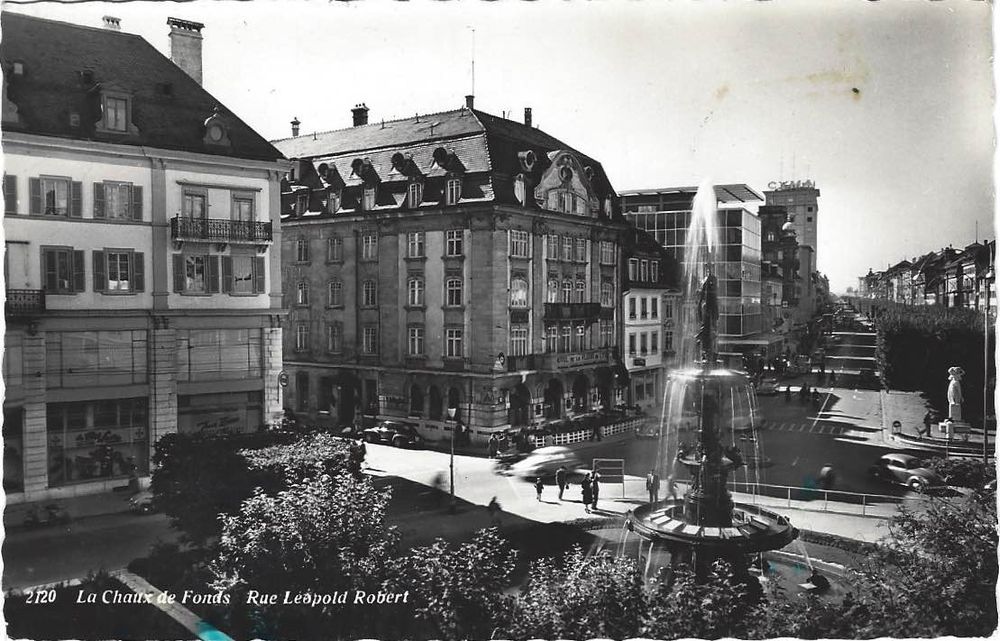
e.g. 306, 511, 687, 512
465, 95, 475, 110
102, 16, 121, 31
524, 107, 532, 127
351, 103, 369, 127
290, 117, 300, 138
167, 17, 205, 85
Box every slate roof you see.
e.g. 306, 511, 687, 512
274, 106, 622, 219
1, 12, 283, 161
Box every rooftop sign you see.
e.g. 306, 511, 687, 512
767, 180, 816, 191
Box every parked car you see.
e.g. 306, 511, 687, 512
506, 446, 585, 479
129, 490, 157, 515
362, 421, 424, 448
868, 453, 944, 492
757, 377, 780, 396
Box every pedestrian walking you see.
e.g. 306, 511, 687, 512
534, 476, 544, 501
829, 370, 836, 386
666, 474, 678, 500
555, 465, 568, 500
784, 386, 791, 403
498, 432, 510, 454
920, 410, 933, 439
818, 464, 836, 490
487, 434, 499, 459
581, 474, 593, 513
645, 469, 660, 504
591, 472, 601, 511
487, 496, 502, 526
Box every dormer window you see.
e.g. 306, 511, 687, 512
296, 194, 308, 214
327, 190, 341, 214
514, 174, 527, 206
445, 178, 462, 206
363, 186, 376, 211
407, 182, 423, 209
104, 96, 128, 131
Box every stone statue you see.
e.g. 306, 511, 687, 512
695, 272, 719, 363
947, 366, 965, 421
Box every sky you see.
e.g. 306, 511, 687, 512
6, 0, 995, 294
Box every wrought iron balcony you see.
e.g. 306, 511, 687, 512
543, 302, 602, 322
171, 215, 273, 245
506, 354, 536, 372
6, 289, 45, 317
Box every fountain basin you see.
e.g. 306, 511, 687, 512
627, 500, 798, 554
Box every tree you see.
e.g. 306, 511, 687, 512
924, 456, 995, 489
210, 473, 398, 640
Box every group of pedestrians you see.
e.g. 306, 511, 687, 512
531, 465, 601, 512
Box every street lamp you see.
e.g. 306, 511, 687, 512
447, 406, 458, 513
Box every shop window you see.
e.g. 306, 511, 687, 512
3, 407, 23, 492
45, 330, 148, 388
176, 328, 263, 381
46, 398, 149, 487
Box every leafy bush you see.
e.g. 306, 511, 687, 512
924, 456, 996, 489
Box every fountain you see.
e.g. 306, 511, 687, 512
626, 181, 797, 583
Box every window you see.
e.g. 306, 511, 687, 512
560, 325, 571, 352
295, 372, 309, 412
629, 333, 637, 354
651, 261, 659, 282
408, 327, 425, 356
362, 280, 377, 307
562, 280, 573, 303
628, 258, 638, 281
408, 278, 425, 306
328, 280, 343, 306
363, 327, 378, 354
327, 323, 342, 353
295, 323, 309, 352
407, 182, 423, 208
407, 232, 425, 258
98, 250, 143, 293
40, 176, 71, 216
510, 278, 528, 307
640, 297, 648, 319
651, 331, 659, 354
446, 230, 463, 256
172, 253, 221, 294
445, 178, 462, 205
806, 216, 813, 222
575, 280, 586, 303
600, 281, 614, 307
46, 398, 148, 487
41, 246, 84, 294
511, 326, 528, 356
650, 297, 658, 319
640, 332, 648, 355
295, 238, 310, 262
600, 241, 615, 265
182, 189, 206, 219
510, 230, 529, 257
362, 186, 376, 211
362, 233, 378, 260
575, 324, 586, 350
547, 235, 560, 260
296, 193, 308, 214
45, 330, 148, 388
328, 236, 343, 262
446, 278, 463, 306
640, 260, 649, 282
546, 325, 558, 353
224, 254, 263, 295
327, 191, 341, 214
94, 181, 140, 220
4, 174, 16, 215
561, 236, 573, 261
103, 96, 128, 132
232, 193, 254, 222
575, 238, 587, 262
446, 328, 463, 358
296, 282, 309, 306
664, 327, 673, 353
600, 320, 614, 348
547, 279, 559, 303
628, 298, 636, 319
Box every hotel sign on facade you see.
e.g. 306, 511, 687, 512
767, 180, 816, 191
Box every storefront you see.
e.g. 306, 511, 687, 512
177, 391, 264, 435
46, 398, 149, 487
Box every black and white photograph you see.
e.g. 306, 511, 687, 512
1, 1, 996, 639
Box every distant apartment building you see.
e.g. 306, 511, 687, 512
2, 13, 286, 500
620, 185, 784, 365
764, 180, 820, 316
274, 102, 629, 441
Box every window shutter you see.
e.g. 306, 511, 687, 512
29, 178, 41, 214
72, 250, 86, 292
70, 181, 83, 218
131, 185, 143, 221
93, 183, 106, 218
42, 250, 55, 291
254, 257, 266, 294
92, 250, 106, 292
221, 256, 233, 294
207, 255, 220, 293
4, 175, 16, 214
172, 254, 185, 292
133, 252, 145, 292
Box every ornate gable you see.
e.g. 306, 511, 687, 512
533, 150, 597, 217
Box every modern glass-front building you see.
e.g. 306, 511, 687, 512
621, 185, 781, 363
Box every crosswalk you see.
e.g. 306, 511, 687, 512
757, 420, 876, 436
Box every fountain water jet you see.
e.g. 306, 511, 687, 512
626, 181, 797, 584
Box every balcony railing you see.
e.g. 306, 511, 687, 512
171, 215, 273, 244
543, 302, 602, 322
507, 354, 536, 372
6, 289, 45, 317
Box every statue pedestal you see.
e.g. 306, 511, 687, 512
949, 403, 963, 422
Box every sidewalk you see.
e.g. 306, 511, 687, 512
3, 488, 137, 531
880, 389, 994, 458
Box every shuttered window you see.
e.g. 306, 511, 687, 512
221, 254, 265, 295
41, 246, 85, 294
172, 254, 219, 294
3, 174, 17, 214
94, 182, 143, 221
92, 249, 145, 294
31, 177, 82, 217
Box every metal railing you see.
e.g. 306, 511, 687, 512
723, 480, 925, 517
171, 215, 272, 243
543, 302, 602, 321
531, 418, 641, 447
5, 289, 45, 316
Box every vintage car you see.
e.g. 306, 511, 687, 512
362, 421, 424, 448
868, 453, 945, 492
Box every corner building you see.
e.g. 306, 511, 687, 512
2, 13, 287, 501
275, 103, 629, 442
